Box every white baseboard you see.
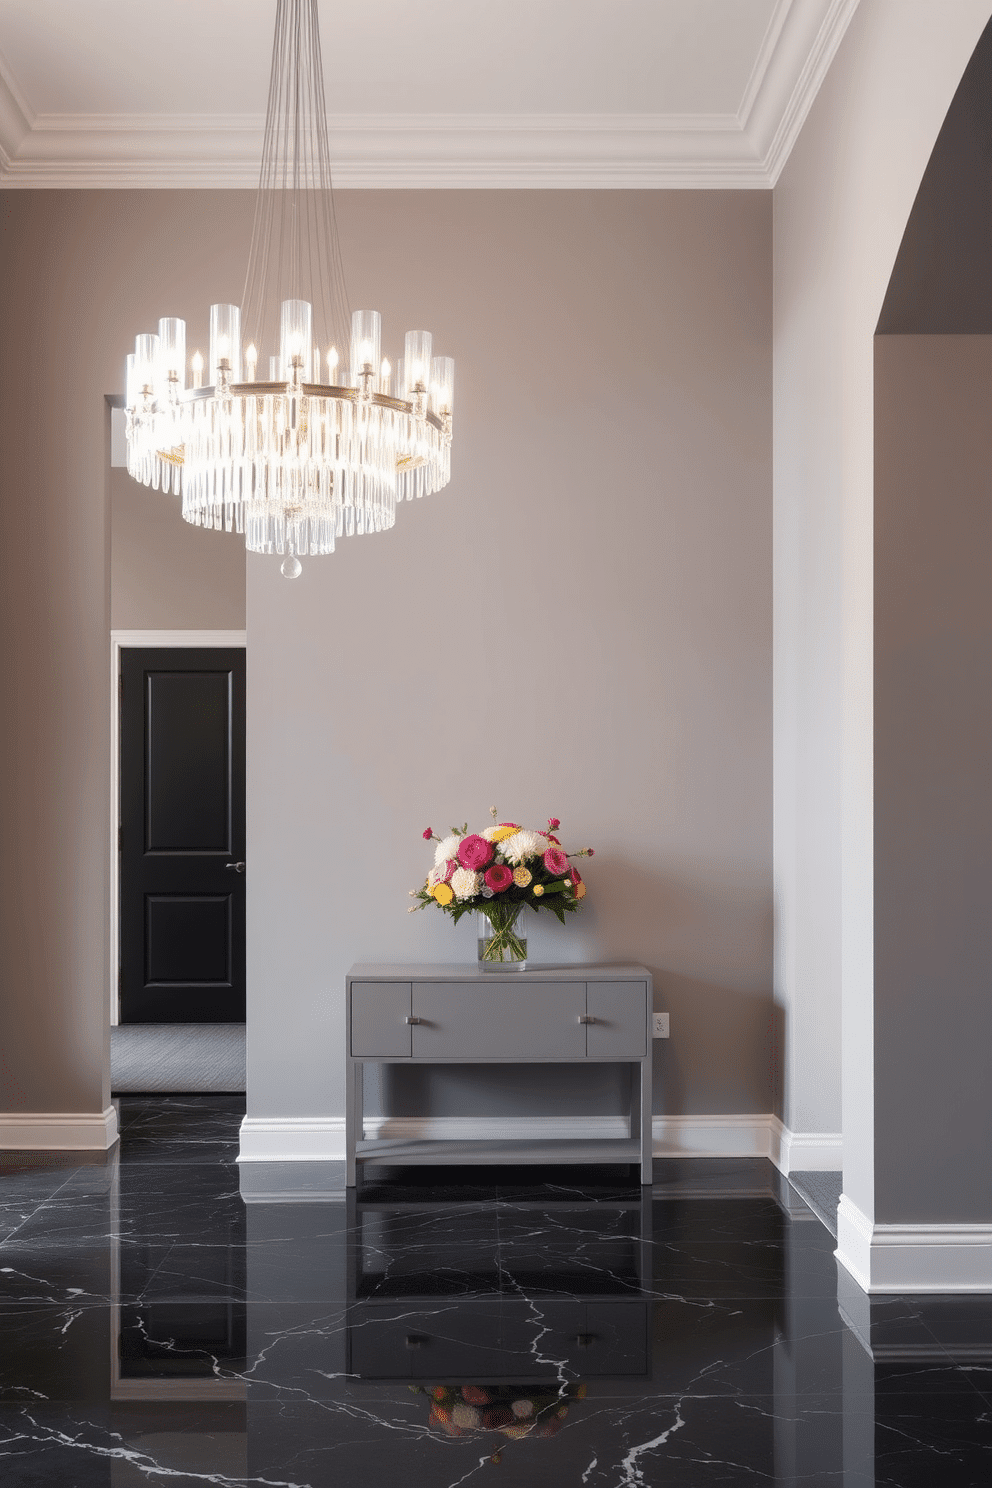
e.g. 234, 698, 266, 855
0, 1105, 119, 1151
769, 1117, 843, 1174
836, 1193, 992, 1294
653, 1114, 774, 1159
238, 1112, 802, 1164
238, 1116, 347, 1162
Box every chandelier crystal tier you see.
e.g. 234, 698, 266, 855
122, 0, 453, 578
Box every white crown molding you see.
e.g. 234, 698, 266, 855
0, 2, 861, 189
837, 1194, 992, 1294
0, 45, 32, 172
0, 1106, 118, 1151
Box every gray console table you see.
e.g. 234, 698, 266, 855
346, 964, 653, 1185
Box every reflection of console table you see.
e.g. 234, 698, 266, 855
346, 964, 653, 1185
345, 1189, 653, 1382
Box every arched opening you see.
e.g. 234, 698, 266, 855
873, 18, 992, 1226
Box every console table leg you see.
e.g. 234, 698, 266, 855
346, 1061, 357, 1187
639, 1058, 652, 1186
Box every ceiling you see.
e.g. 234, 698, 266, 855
0, 0, 859, 188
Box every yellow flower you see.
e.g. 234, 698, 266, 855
492, 825, 517, 842
532, 884, 544, 897
574, 880, 586, 900
512, 866, 532, 888
432, 883, 454, 906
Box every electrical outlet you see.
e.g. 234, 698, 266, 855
653, 1012, 670, 1039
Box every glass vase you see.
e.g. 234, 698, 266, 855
477, 902, 527, 970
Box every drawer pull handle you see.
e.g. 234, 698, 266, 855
574, 1333, 597, 1348
405, 1334, 427, 1349
405, 1016, 422, 1025
578, 1014, 596, 1025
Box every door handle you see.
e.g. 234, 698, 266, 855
574, 1333, 597, 1348
578, 1014, 596, 1024
405, 1015, 422, 1025
225, 861, 246, 873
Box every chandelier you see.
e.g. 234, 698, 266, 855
122, 0, 454, 578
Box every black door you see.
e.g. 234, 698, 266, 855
119, 648, 246, 1024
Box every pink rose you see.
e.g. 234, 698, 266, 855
570, 865, 582, 886
458, 834, 493, 871
543, 847, 569, 876
548, 817, 560, 830
484, 863, 513, 892
422, 828, 433, 840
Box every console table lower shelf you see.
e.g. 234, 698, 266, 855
346, 964, 654, 1186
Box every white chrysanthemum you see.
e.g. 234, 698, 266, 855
481, 826, 499, 841
499, 830, 548, 865
450, 867, 480, 900
434, 833, 460, 867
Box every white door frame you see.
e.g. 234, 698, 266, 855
110, 630, 247, 1026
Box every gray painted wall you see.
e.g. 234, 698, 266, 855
0, 188, 260, 1121
874, 335, 992, 1224
246, 189, 774, 1124
111, 464, 245, 631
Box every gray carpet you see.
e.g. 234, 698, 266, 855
111, 1024, 246, 1093
788, 1170, 842, 1237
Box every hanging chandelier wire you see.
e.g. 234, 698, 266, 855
123, 0, 454, 579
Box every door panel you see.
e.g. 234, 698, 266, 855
120, 647, 246, 1024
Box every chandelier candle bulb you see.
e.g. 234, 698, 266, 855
245, 343, 258, 382
157, 319, 186, 388
350, 309, 381, 386
404, 330, 433, 392
430, 356, 455, 420
209, 303, 241, 384
326, 346, 339, 381
134, 334, 160, 395
279, 299, 312, 374
380, 358, 391, 394
191, 351, 204, 390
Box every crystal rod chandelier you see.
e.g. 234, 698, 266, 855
122, 0, 454, 578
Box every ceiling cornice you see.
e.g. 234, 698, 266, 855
0, 0, 859, 190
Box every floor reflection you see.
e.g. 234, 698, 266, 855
0, 1097, 990, 1485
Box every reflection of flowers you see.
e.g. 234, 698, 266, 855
416, 1382, 586, 1464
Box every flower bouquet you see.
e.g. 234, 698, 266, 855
410, 808, 593, 969
414, 1381, 586, 1463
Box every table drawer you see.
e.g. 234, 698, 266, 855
411, 982, 587, 1059
351, 982, 411, 1057
587, 981, 648, 1057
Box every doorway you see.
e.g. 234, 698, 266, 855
112, 634, 246, 1025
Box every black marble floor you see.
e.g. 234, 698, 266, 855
1, 1098, 990, 1485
